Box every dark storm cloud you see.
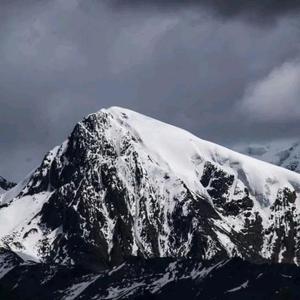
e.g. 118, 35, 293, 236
111, 0, 300, 24
1, 0, 300, 181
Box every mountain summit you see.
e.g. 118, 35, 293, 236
1, 107, 300, 269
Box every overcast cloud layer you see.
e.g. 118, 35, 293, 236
1, 0, 300, 181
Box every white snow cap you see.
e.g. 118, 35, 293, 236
105, 106, 300, 204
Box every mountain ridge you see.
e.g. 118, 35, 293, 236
1, 248, 300, 300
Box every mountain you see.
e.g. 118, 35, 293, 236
1, 248, 300, 300
1, 107, 300, 271
0, 176, 16, 195
235, 140, 300, 173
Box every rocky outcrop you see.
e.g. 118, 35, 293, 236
0, 177, 16, 194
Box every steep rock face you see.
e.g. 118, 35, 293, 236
1, 107, 300, 268
262, 188, 300, 264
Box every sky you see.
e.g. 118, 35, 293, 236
1, 0, 300, 181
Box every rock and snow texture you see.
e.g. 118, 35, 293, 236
1, 107, 300, 268
0, 176, 16, 195
0, 253, 300, 300
235, 140, 300, 173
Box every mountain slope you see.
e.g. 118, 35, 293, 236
1, 248, 300, 300
236, 140, 300, 173
1, 107, 300, 268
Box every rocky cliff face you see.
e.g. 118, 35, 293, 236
1, 107, 300, 270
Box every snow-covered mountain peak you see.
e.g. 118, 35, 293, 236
101, 107, 300, 206
1, 107, 300, 267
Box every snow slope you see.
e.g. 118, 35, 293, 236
1, 107, 300, 266
235, 139, 300, 173
109, 107, 300, 205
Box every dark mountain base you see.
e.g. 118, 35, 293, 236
1, 249, 300, 300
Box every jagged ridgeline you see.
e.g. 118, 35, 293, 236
1, 107, 300, 270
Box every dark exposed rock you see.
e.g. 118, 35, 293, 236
0, 176, 16, 192
1, 251, 300, 300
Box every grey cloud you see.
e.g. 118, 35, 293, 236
239, 60, 300, 122
110, 0, 300, 24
